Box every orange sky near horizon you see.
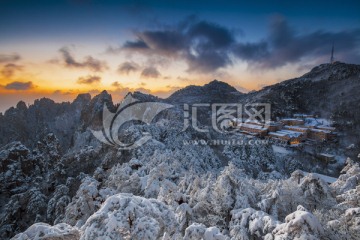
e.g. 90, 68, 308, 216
0, 51, 312, 114
1, 0, 359, 114
0, 38, 320, 114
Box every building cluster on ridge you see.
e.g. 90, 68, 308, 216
229, 113, 337, 146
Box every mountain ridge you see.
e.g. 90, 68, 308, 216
2, 62, 358, 115
1, 62, 360, 154
1, 62, 360, 239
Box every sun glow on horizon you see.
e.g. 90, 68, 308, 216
0, 50, 314, 114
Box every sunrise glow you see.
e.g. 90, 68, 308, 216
1, 1, 359, 113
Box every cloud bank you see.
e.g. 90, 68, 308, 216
112, 16, 360, 72
141, 67, 161, 78
0, 53, 21, 63
4, 81, 34, 90
59, 47, 108, 72
233, 16, 360, 68
77, 75, 101, 85
1, 63, 23, 78
117, 61, 140, 74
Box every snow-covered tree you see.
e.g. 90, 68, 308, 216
229, 208, 279, 239
12, 223, 80, 240
183, 223, 227, 240
63, 176, 114, 227
270, 205, 324, 239
80, 193, 176, 240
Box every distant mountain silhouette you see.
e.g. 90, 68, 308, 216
1, 62, 360, 154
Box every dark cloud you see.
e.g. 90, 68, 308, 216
188, 21, 235, 48
1, 63, 23, 78
121, 18, 236, 72
5, 81, 34, 90
111, 81, 121, 87
117, 61, 140, 74
137, 30, 185, 55
106, 40, 150, 54
184, 21, 235, 72
52, 90, 75, 96
234, 16, 360, 68
59, 47, 108, 72
185, 48, 232, 72
77, 75, 101, 84
0, 53, 21, 63
123, 39, 149, 50
233, 42, 269, 61
141, 67, 161, 78
52, 90, 62, 95
118, 16, 360, 72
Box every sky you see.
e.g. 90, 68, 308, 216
0, 0, 360, 113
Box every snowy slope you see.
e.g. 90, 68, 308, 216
0, 63, 360, 239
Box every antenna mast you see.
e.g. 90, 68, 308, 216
330, 43, 335, 64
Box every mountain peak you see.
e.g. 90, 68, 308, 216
167, 79, 241, 103
132, 91, 161, 102
16, 101, 27, 111
99, 90, 110, 96
204, 79, 238, 92
301, 62, 360, 81
207, 79, 222, 84
73, 93, 91, 105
